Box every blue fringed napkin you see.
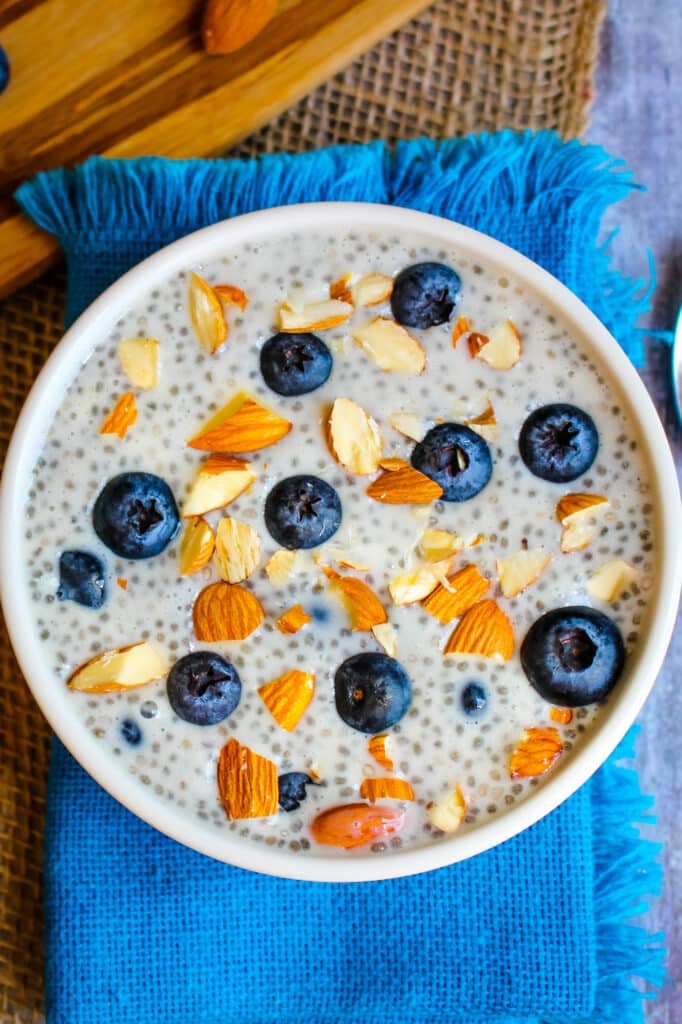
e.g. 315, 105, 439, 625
17, 132, 665, 1024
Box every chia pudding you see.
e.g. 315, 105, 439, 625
22, 225, 655, 857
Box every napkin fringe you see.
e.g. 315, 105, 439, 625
17, 131, 653, 363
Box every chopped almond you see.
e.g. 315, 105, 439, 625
258, 670, 315, 731
217, 739, 278, 820
214, 517, 261, 583
510, 727, 563, 779
187, 392, 292, 453
178, 517, 215, 575
193, 581, 265, 641
353, 273, 393, 307
328, 397, 384, 475
467, 332, 489, 357
182, 454, 256, 518
367, 734, 394, 771
444, 599, 514, 661
68, 641, 167, 693
496, 550, 551, 598
327, 547, 370, 572
372, 621, 398, 656
421, 564, 490, 623
353, 317, 426, 373
378, 457, 410, 471
556, 493, 609, 553
366, 465, 443, 504
324, 568, 387, 631
389, 563, 449, 605
329, 274, 353, 304
359, 777, 415, 802
213, 284, 249, 310
116, 577, 128, 590
549, 707, 573, 725
278, 297, 353, 332
427, 784, 467, 832
265, 548, 298, 584
419, 528, 465, 563
118, 338, 159, 389
465, 400, 498, 442
586, 559, 638, 602
99, 392, 137, 439
275, 604, 311, 634
189, 272, 227, 354
451, 316, 471, 346
389, 411, 424, 441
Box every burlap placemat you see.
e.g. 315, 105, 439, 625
0, 1, 605, 1018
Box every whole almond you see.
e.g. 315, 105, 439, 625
310, 803, 406, 849
193, 581, 265, 641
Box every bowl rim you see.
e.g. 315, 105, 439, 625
1, 201, 680, 883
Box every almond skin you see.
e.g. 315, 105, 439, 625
359, 777, 415, 803
451, 315, 471, 346
193, 581, 265, 641
444, 599, 514, 661
214, 517, 262, 583
323, 568, 387, 631
188, 392, 292, 453
509, 727, 563, 779
366, 465, 443, 504
367, 734, 394, 771
421, 564, 490, 623
214, 284, 249, 310
178, 517, 215, 575
182, 455, 256, 518
68, 641, 167, 693
188, 272, 227, 353
310, 803, 406, 849
202, 0, 278, 54
549, 707, 573, 725
217, 739, 278, 820
278, 298, 353, 332
275, 604, 311, 634
258, 669, 315, 731
99, 392, 137, 439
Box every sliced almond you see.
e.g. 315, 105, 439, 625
178, 517, 215, 575
421, 564, 490, 623
353, 273, 393, 307
258, 669, 315, 731
217, 739, 278, 820
378, 457, 410, 471
389, 563, 449, 605
189, 272, 227, 354
470, 319, 521, 369
366, 465, 443, 504
444, 599, 514, 661
214, 517, 261, 583
68, 641, 167, 693
329, 274, 354, 304
214, 284, 249, 311
465, 400, 498, 443
510, 727, 563, 779
324, 568, 387, 631
99, 392, 137, 439
556, 493, 609, 553
496, 549, 552, 598
183, 454, 256, 518
367, 734, 394, 771
451, 315, 471, 347
467, 332, 490, 357
188, 392, 292, 453
549, 707, 573, 725
418, 528, 465, 563
278, 297, 353, 332
389, 411, 424, 441
326, 547, 370, 572
275, 604, 311, 634
328, 398, 383, 475
426, 783, 467, 833
372, 621, 398, 657
353, 317, 426, 374
265, 548, 298, 584
359, 777, 415, 803
193, 581, 265, 641
118, 338, 159, 390
586, 559, 638, 602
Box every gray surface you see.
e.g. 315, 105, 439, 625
588, 0, 681, 1014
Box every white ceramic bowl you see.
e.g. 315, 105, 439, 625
2, 203, 680, 882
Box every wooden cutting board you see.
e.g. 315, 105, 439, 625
0, 0, 433, 298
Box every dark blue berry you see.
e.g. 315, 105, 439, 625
390, 262, 462, 328
0, 47, 9, 94
520, 606, 625, 707
278, 772, 317, 812
93, 472, 179, 559
460, 682, 487, 717
311, 605, 330, 623
334, 653, 412, 733
57, 550, 106, 608
260, 332, 332, 396
166, 652, 241, 726
120, 718, 142, 746
264, 474, 342, 549
411, 423, 492, 501
518, 404, 598, 483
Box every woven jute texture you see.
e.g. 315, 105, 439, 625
0, 0, 604, 1018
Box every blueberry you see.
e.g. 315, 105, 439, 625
520, 606, 625, 707
264, 474, 342, 549
411, 423, 492, 501
120, 718, 142, 746
460, 682, 487, 717
334, 653, 412, 733
278, 772, 317, 812
57, 550, 106, 608
391, 262, 462, 328
167, 652, 241, 725
0, 47, 9, 94
93, 472, 180, 559
260, 332, 332, 396
518, 404, 599, 483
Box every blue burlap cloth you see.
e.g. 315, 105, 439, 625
17, 132, 665, 1024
